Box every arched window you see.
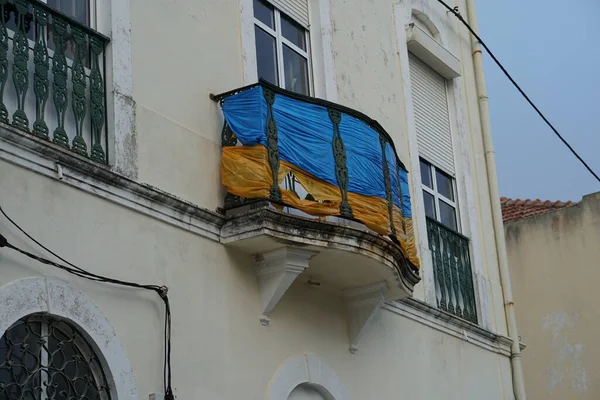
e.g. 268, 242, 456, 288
0, 314, 111, 399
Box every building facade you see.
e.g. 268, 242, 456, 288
503, 193, 600, 399
0, 0, 520, 398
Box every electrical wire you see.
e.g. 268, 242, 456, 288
437, 0, 600, 184
0, 206, 174, 400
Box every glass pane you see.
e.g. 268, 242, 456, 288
423, 191, 436, 219
255, 26, 278, 85
47, 0, 89, 25
281, 13, 306, 50
439, 200, 457, 231
283, 44, 309, 95
420, 160, 433, 188
253, 0, 275, 29
436, 169, 454, 201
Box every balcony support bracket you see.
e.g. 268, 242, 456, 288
254, 247, 316, 326
344, 282, 387, 354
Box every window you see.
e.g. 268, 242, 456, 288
253, 0, 311, 95
420, 159, 458, 231
0, 314, 111, 399
47, 0, 91, 26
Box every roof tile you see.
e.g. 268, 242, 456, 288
500, 197, 575, 223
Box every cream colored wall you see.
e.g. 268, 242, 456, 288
0, 159, 514, 399
505, 192, 600, 399
129, 0, 243, 210
328, 0, 506, 332
124, 0, 507, 335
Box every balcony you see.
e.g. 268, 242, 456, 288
426, 217, 477, 323
213, 81, 421, 351
0, 0, 109, 163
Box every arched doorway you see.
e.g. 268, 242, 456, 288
288, 384, 327, 400
267, 354, 346, 400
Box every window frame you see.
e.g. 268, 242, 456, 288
42, 0, 96, 28
253, 0, 314, 95
1, 314, 112, 400
420, 158, 460, 232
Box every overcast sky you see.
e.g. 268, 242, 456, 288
477, 0, 600, 201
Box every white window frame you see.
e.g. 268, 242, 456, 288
420, 158, 460, 232
253, 0, 314, 95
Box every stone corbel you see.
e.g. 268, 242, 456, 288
254, 248, 316, 326
344, 282, 387, 353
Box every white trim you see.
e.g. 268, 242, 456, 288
254, 5, 312, 95
242, 0, 336, 100
241, 0, 259, 85
254, 248, 316, 326
384, 299, 516, 357
394, 1, 494, 330
104, 0, 137, 179
394, 4, 436, 306
312, 0, 337, 101
421, 160, 459, 231
344, 282, 386, 353
406, 23, 461, 79
267, 354, 348, 400
0, 277, 139, 400
0, 127, 223, 243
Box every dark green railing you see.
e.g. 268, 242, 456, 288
426, 217, 477, 323
0, 0, 110, 163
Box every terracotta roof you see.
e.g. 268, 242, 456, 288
500, 197, 575, 223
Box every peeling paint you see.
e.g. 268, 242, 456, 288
542, 312, 588, 395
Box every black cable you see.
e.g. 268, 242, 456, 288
0, 204, 88, 274
437, 0, 600, 184
0, 209, 174, 400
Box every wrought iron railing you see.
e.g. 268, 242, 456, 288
426, 217, 477, 323
212, 80, 421, 271
0, 0, 110, 163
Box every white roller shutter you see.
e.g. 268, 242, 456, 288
268, 0, 309, 28
409, 53, 455, 176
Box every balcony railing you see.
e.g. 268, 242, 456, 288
426, 217, 477, 323
0, 0, 110, 163
212, 80, 420, 272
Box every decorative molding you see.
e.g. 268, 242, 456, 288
221, 203, 421, 297
240, 0, 258, 86
0, 126, 517, 358
0, 126, 224, 242
393, 2, 495, 331
106, 0, 137, 178
0, 277, 139, 399
384, 298, 524, 357
254, 248, 316, 325
405, 23, 460, 79
344, 282, 387, 353
267, 353, 348, 400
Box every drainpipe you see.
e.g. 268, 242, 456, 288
462, 0, 527, 398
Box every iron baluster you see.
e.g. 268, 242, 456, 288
450, 234, 463, 318
11, 0, 29, 130
70, 26, 87, 156
397, 168, 406, 234
0, 0, 9, 124
380, 137, 395, 235
427, 217, 478, 323
263, 88, 282, 202
89, 35, 107, 162
329, 109, 353, 219
51, 16, 69, 148
433, 224, 447, 311
462, 240, 477, 323
32, 7, 49, 139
